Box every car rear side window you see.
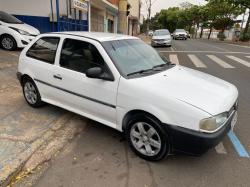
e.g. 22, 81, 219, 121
60, 38, 105, 73
26, 37, 60, 64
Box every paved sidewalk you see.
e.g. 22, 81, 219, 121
137, 35, 151, 44
0, 50, 86, 187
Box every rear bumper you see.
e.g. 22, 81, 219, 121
17, 72, 22, 83
165, 111, 235, 155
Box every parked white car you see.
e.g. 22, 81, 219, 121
148, 30, 154, 36
151, 29, 172, 47
173, 29, 188, 40
17, 32, 238, 161
0, 11, 40, 50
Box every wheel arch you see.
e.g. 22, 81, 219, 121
0, 33, 17, 43
0, 33, 18, 50
122, 109, 162, 131
20, 74, 33, 86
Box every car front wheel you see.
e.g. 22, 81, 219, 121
22, 78, 44, 107
0, 35, 17, 50
126, 114, 169, 161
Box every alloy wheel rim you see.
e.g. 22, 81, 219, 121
130, 122, 161, 156
2, 37, 13, 50
24, 82, 37, 104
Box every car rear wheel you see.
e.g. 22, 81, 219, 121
0, 35, 17, 50
126, 114, 169, 161
22, 78, 44, 107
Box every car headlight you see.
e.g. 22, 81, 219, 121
199, 112, 228, 133
9, 27, 31, 36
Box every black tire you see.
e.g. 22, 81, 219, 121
0, 35, 17, 51
22, 77, 44, 108
125, 113, 169, 161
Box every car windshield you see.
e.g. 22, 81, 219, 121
154, 30, 170, 36
102, 39, 173, 77
176, 29, 185, 32
0, 11, 23, 24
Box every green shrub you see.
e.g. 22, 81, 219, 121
217, 32, 226, 41
239, 33, 250, 42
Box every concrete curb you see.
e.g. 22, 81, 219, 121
0, 113, 75, 187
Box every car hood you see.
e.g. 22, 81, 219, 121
131, 66, 238, 115
152, 35, 171, 40
6, 23, 40, 35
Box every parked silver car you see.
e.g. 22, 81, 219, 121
151, 29, 172, 47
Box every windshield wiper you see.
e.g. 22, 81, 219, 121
153, 63, 167, 69
127, 68, 153, 76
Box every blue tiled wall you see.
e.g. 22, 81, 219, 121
14, 15, 88, 33
14, 15, 52, 33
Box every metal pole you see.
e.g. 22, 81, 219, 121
50, 0, 54, 32
56, 0, 60, 31
241, 10, 246, 31
88, 0, 91, 32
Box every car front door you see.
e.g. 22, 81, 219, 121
52, 37, 119, 128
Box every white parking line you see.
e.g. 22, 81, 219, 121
226, 55, 250, 67
169, 54, 179, 64
159, 51, 250, 55
215, 142, 227, 154
246, 56, 250, 59
226, 43, 250, 49
188, 54, 207, 68
207, 55, 234, 68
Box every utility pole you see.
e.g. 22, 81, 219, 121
146, 0, 152, 34
118, 0, 128, 34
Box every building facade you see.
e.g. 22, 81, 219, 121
0, 0, 119, 33
127, 0, 140, 36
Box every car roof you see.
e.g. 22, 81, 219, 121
50, 31, 138, 42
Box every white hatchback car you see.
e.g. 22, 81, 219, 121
17, 32, 238, 161
0, 11, 40, 50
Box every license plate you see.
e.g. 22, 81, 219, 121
231, 111, 238, 131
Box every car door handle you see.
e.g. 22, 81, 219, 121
53, 74, 62, 80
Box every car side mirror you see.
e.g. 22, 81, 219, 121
86, 67, 103, 79
86, 67, 114, 81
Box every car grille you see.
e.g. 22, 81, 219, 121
154, 39, 165, 42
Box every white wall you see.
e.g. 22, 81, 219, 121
0, 0, 67, 17
128, 0, 140, 18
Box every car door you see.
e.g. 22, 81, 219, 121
52, 37, 119, 128
24, 36, 61, 102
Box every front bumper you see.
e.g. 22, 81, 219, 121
174, 35, 187, 39
165, 110, 236, 155
151, 40, 172, 46
16, 34, 37, 48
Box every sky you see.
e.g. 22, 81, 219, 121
141, 0, 207, 18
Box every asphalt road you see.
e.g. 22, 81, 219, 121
13, 39, 250, 187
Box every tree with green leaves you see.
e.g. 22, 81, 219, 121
224, 0, 250, 35
205, 0, 243, 39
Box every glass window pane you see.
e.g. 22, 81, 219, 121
60, 38, 105, 73
26, 37, 60, 64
